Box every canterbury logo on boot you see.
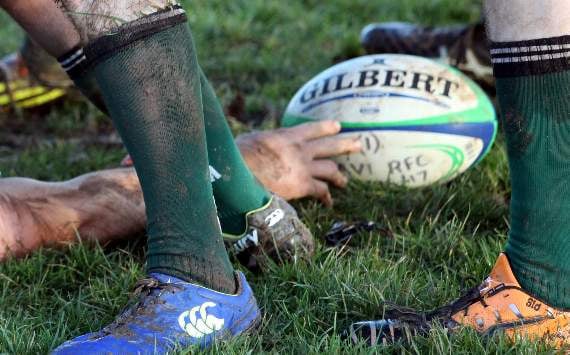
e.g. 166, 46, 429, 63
265, 209, 284, 227
233, 229, 259, 253
178, 302, 225, 338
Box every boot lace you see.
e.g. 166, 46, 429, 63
94, 277, 183, 338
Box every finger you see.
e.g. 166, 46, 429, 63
284, 120, 341, 141
306, 135, 362, 159
310, 179, 333, 207
311, 160, 348, 188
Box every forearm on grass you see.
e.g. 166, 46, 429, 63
0, 168, 145, 260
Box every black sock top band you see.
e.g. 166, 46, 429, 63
57, 45, 87, 78
490, 35, 570, 77
57, 45, 83, 63
84, 5, 187, 70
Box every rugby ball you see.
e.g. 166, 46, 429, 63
282, 54, 497, 187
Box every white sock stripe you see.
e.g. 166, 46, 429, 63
62, 55, 87, 72
492, 51, 570, 64
61, 55, 85, 68
490, 43, 570, 55
59, 48, 85, 67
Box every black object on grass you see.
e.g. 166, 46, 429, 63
324, 221, 379, 246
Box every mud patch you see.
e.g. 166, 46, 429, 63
78, 171, 142, 203
503, 109, 533, 157
59, 0, 178, 41
0, 193, 55, 258
0, 169, 146, 261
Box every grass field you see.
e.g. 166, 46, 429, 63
0, 1, 558, 354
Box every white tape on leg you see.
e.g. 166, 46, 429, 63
58, 0, 180, 41
484, 0, 570, 42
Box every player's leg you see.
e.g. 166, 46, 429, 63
199, 69, 270, 237
0, 0, 79, 110
36, 2, 261, 352
199, 69, 313, 269
45, 0, 314, 269
3, 0, 238, 291
19, 0, 314, 269
348, 0, 570, 348
0, 0, 79, 58
484, 0, 570, 316
4, 44, 313, 269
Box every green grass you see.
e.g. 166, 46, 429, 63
0, 0, 558, 354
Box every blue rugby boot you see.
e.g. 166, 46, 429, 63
52, 271, 261, 354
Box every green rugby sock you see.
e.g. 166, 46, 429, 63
83, 7, 235, 293
200, 69, 271, 236
61, 47, 271, 238
490, 36, 570, 308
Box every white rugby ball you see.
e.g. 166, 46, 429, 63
282, 54, 497, 187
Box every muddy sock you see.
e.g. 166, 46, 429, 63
491, 36, 570, 308
59, 47, 270, 238
82, 7, 235, 293
200, 69, 271, 236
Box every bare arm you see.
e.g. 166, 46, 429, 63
0, 168, 145, 260
0, 121, 359, 259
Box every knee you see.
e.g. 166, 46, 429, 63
61, 0, 177, 41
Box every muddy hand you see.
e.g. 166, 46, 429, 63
236, 121, 362, 206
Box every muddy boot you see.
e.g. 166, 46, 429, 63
53, 271, 261, 353
346, 254, 570, 349
360, 22, 494, 92
226, 194, 314, 272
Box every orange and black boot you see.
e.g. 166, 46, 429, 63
347, 254, 570, 348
